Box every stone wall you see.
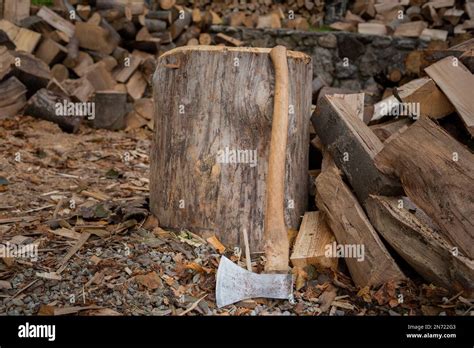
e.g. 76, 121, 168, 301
209, 26, 428, 103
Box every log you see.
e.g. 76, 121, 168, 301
126, 70, 146, 100
169, 10, 191, 40
47, 78, 70, 98
146, 10, 172, 24
150, 46, 311, 252
198, 33, 212, 45
374, 117, 474, 259
0, 76, 27, 117
0, 19, 41, 53
425, 56, 474, 137
35, 38, 68, 66
370, 117, 412, 142
174, 26, 200, 47
84, 63, 116, 92
76, 4, 91, 20
215, 33, 243, 47
64, 36, 79, 67
62, 77, 94, 103
51, 64, 69, 82
3, 0, 30, 24
11, 51, 51, 95
159, 0, 175, 10
290, 211, 337, 269
0, 29, 15, 49
256, 13, 281, 29
24, 89, 82, 133
420, 28, 448, 41
460, 50, 474, 73
358, 23, 387, 35
113, 54, 142, 83
37, 6, 75, 38
315, 158, 405, 288
144, 18, 167, 32
0, 45, 13, 80
371, 77, 455, 122
69, 51, 93, 76
75, 21, 118, 55
394, 21, 428, 37
311, 93, 402, 203
366, 195, 474, 297
92, 91, 128, 130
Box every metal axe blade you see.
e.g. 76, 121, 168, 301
215, 256, 293, 308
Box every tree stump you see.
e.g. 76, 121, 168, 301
150, 46, 312, 253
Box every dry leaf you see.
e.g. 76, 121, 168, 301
206, 235, 226, 253
135, 271, 163, 290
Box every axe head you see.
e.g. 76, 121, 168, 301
215, 256, 293, 308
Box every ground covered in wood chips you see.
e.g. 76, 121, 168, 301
0, 116, 472, 316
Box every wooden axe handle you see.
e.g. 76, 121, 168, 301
264, 45, 290, 273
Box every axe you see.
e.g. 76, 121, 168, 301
216, 46, 292, 308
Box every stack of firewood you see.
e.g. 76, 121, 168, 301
294, 39, 474, 296
329, 0, 474, 41
190, 0, 325, 30
0, 0, 250, 129
330, 0, 474, 41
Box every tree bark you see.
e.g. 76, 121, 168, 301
150, 46, 312, 253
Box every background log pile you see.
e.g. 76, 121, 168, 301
329, 0, 474, 41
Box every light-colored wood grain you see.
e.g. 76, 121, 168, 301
425, 56, 474, 136
150, 46, 311, 253
375, 117, 474, 258
315, 160, 405, 288
290, 211, 337, 269
372, 77, 455, 121
37, 6, 75, 38
366, 195, 474, 297
3, 0, 30, 24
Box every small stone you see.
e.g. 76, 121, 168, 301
372, 36, 392, 48
395, 38, 416, 50
338, 35, 365, 61
318, 34, 337, 48
12, 298, 24, 306
339, 79, 362, 91
335, 61, 358, 78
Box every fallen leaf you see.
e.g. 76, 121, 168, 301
357, 286, 372, 303
0, 280, 12, 289
135, 271, 163, 290
185, 262, 212, 274
318, 284, 337, 313
206, 235, 226, 253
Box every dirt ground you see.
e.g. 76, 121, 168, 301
0, 116, 471, 316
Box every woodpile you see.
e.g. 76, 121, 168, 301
330, 0, 474, 41
302, 42, 474, 296
189, 0, 325, 30
0, 0, 259, 127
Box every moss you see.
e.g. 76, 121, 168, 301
31, 0, 53, 6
